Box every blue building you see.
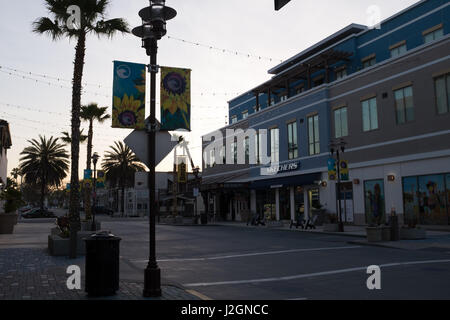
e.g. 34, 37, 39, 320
202, 0, 450, 226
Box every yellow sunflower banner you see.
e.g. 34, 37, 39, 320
112, 61, 146, 130
160, 67, 191, 131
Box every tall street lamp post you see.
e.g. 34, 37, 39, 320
132, 0, 177, 298
91, 152, 99, 231
330, 139, 347, 233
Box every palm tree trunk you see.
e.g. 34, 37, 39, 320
84, 119, 94, 221
69, 31, 86, 259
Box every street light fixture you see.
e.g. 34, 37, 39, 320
91, 152, 100, 231
330, 138, 347, 233
132, 0, 177, 298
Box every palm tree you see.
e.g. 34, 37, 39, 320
19, 136, 69, 210
10, 168, 21, 185
33, 0, 129, 258
102, 141, 146, 216
80, 103, 110, 219
60, 130, 88, 145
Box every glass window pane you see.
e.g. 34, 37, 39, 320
308, 117, 314, 144
293, 122, 297, 146
404, 86, 414, 122
315, 142, 320, 154
424, 32, 434, 44
314, 116, 320, 143
341, 107, 348, 137
335, 109, 342, 138
447, 75, 450, 112
362, 100, 370, 131
403, 177, 419, 226
370, 98, 378, 130
395, 89, 405, 124
418, 175, 447, 225
434, 28, 444, 40
435, 77, 447, 114
364, 180, 386, 225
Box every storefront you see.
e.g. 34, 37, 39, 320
250, 172, 322, 222
403, 173, 450, 226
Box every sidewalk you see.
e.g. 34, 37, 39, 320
215, 221, 450, 252
0, 222, 202, 300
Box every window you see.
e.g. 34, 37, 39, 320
435, 73, 450, 114
361, 97, 378, 131
362, 55, 376, 69
308, 114, 320, 155
270, 128, 279, 164
287, 121, 298, 160
231, 116, 237, 124
334, 107, 348, 138
364, 180, 386, 225
209, 149, 215, 167
242, 110, 249, 119
390, 42, 407, 58
313, 77, 324, 87
394, 86, 414, 124
423, 24, 444, 44
231, 141, 237, 164
244, 137, 249, 164
295, 86, 305, 95
336, 68, 347, 80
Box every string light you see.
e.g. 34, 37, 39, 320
167, 35, 283, 63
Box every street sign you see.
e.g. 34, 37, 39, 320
124, 118, 178, 167
275, 0, 291, 11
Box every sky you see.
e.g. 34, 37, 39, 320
0, 0, 419, 183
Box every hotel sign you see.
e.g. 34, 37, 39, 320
261, 161, 301, 176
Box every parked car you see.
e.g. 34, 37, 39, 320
19, 205, 33, 214
92, 206, 114, 216
22, 208, 56, 219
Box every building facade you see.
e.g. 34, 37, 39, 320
202, 0, 450, 226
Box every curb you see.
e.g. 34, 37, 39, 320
347, 240, 405, 250
215, 223, 367, 238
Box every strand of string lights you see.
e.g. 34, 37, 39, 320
0, 67, 244, 98
166, 35, 283, 63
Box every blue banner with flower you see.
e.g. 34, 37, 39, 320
160, 67, 191, 131
112, 61, 146, 130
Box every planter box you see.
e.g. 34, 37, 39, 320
0, 213, 18, 234
381, 226, 391, 241
323, 224, 339, 232
48, 231, 94, 256
81, 221, 101, 232
366, 227, 383, 242
400, 228, 426, 240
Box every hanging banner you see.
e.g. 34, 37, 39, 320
328, 158, 337, 181
160, 67, 191, 131
112, 61, 146, 130
96, 170, 106, 189
340, 160, 349, 181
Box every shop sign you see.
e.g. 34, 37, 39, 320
262, 161, 300, 176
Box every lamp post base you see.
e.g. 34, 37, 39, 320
143, 265, 161, 297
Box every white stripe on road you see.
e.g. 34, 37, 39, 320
183, 259, 450, 287
132, 246, 362, 263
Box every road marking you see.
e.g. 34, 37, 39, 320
131, 246, 362, 263
186, 289, 213, 300
183, 259, 450, 287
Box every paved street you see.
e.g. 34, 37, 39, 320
113, 221, 450, 300
1, 219, 450, 300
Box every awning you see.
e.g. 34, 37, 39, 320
250, 172, 321, 189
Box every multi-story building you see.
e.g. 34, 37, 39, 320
0, 120, 12, 213
202, 0, 450, 226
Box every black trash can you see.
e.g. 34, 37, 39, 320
200, 213, 208, 225
84, 231, 121, 296
390, 215, 399, 241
